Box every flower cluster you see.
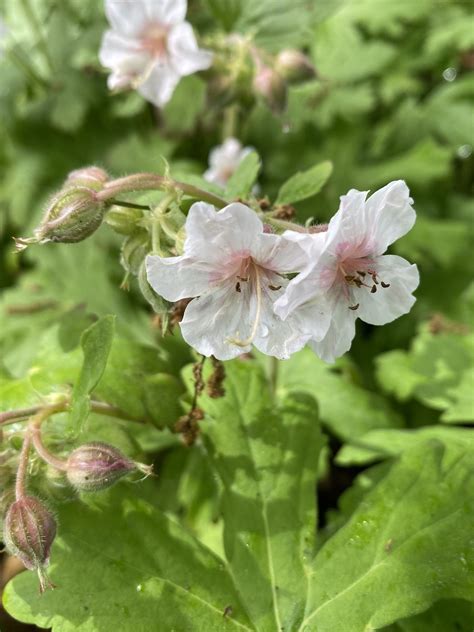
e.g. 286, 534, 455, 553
146, 180, 419, 362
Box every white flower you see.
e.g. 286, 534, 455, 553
204, 137, 253, 188
146, 202, 311, 360
99, 0, 212, 107
275, 180, 420, 363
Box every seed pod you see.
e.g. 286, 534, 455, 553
66, 442, 151, 492
3, 496, 57, 593
275, 49, 316, 83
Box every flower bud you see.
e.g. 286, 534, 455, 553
3, 496, 57, 593
275, 49, 316, 83
15, 168, 109, 250
66, 442, 151, 492
105, 205, 144, 235
253, 65, 287, 114
65, 166, 108, 191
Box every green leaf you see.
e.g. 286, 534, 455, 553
391, 598, 474, 632
276, 160, 333, 204
301, 441, 474, 631
199, 361, 324, 632
3, 487, 253, 632
376, 326, 474, 422
225, 151, 261, 199
277, 348, 403, 440
69, 315, 115, 434
335, 426, 474, 467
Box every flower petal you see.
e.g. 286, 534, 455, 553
309, 292, 357, 363
137, 61, 180, 106
168, 22, 213, 75
145, 254, 213, 301
145, 0, 187, 25
104, 0, 148, 37
184, 202, 264, 265
324, 188, 369, 255
99, 30, 149, 80
251, 276, 310, 359
365, 180, 416, 254
180, 282, 254, 360
355, 254, 419, 325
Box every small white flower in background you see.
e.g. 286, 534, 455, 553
146, 202, 311, 360
204, 137, 253, 188
99, 0, 212, 107
275, 180, 420, 363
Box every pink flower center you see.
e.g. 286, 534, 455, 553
332, 240, 390, 311
140, 23, 169, 58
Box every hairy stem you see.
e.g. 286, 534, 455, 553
15, 434, 32, 500
98, 174, 228, 209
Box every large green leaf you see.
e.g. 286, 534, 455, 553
276, 348, 403, 439
199, 361, 324, 632
225, 151, 261, 200
3, 487, 253, 632
300, 441, 474, 631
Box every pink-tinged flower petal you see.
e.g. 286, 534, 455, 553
355, 255, 419, 325
308, 290, 357, 363
180, 281, 254, 360
145, 0, 187, 25
364, 180, 416, 255
184, 202, 263, 266
104, 0, 148, 38
168, 22, 213, 75
280, 231, 326, 269
145, 254, 213, 301
99, 30, 149, 86
324, 189, 370, 256
255, 232, 312, 273
137, 62, 181, 106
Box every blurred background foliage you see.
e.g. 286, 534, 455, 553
0, 0, 473, 586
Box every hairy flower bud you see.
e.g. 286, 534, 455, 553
15, 167, 109, 250
66, 442, 151, 492
253, 65, 287, 114
275, 49, 316, 83
3, 496, 57, 593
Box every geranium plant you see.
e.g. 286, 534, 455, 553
0, 1, 472, 631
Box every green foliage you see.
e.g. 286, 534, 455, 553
275, 160, 333, 204
225, 151, 261, 199
1, 0, 473, 629
69, 315, 115, 434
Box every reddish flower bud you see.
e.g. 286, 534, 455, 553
275, 49, 316, 83
253, 65, 287, 114
3, 496, 57, 593
66, 442, 151, 492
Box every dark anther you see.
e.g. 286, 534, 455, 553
348, 303, 359, 310
381, 281, 391, 288
371, 273, 379, 284
235, 282, 241, 293
357, 270, 366, 277
371, 285, 377, 293
269, 284, 282, 291
237, 276, 248, 282
345, 275, 355, 282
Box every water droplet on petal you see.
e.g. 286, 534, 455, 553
260, 324, 269, 338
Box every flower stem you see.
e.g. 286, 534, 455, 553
15, 434, 31, 500
98, 174, 228, 209
30, 420, 68, 471
1, 400, 147, 426
109, 199, 151, 211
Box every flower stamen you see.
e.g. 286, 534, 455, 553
228, 260, 263, 348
